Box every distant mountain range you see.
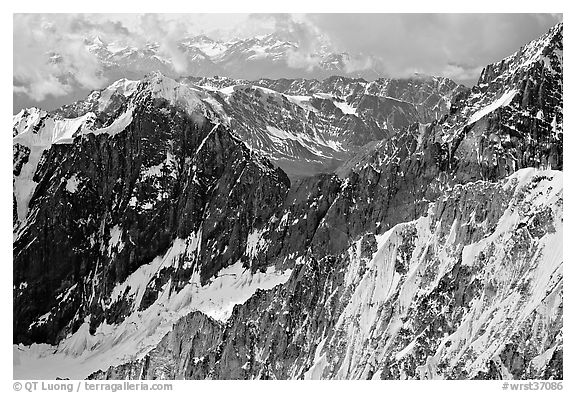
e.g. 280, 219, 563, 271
83, 33, 384, 81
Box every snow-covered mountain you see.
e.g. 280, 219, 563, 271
13, 23, 562, 380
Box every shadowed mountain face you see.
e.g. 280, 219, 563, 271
13, 23, 562, 380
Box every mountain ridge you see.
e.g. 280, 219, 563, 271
30, 72, 466, 179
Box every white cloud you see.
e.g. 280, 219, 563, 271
305, 13, 560, 80
440, 64, 485, 82
343, 56, 374, 74
13, 13, 198, 102
139, 14, 191, 74
14, 14, 107, 101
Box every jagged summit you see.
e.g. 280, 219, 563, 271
478, 22, 562, 86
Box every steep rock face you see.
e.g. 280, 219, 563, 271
306, 169, 562, 380
435, 23, 563, 183
89, 312, 225, 380
13, 74, 290, 346
302, 22, 564, 258
91, 168, 562, 380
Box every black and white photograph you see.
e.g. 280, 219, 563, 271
8, 7, 567, 389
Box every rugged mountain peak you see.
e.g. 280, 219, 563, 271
53, 78, 139, 121
13, 71, 221, 154
135, 71, 227, 124
412, 22, 565, 183
13, 66, 293, 355
478, 22, 562, 87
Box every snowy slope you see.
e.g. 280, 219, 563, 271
14, 252, 292, 379
13, 109, 96, 222
83, 167, 563, 381
304, 168, 562, 379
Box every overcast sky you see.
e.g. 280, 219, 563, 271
13, 13, 561, 113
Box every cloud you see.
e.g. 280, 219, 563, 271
13, 14, 107, 101
12, 13, 199, 102
440, 64, 485, 82
244, 14, 327, 72
304, 13, 560, 82
139, 14, 191, 74
68, 15, 132, 38
285, 19, 325, 71
343, 55, 375, 74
